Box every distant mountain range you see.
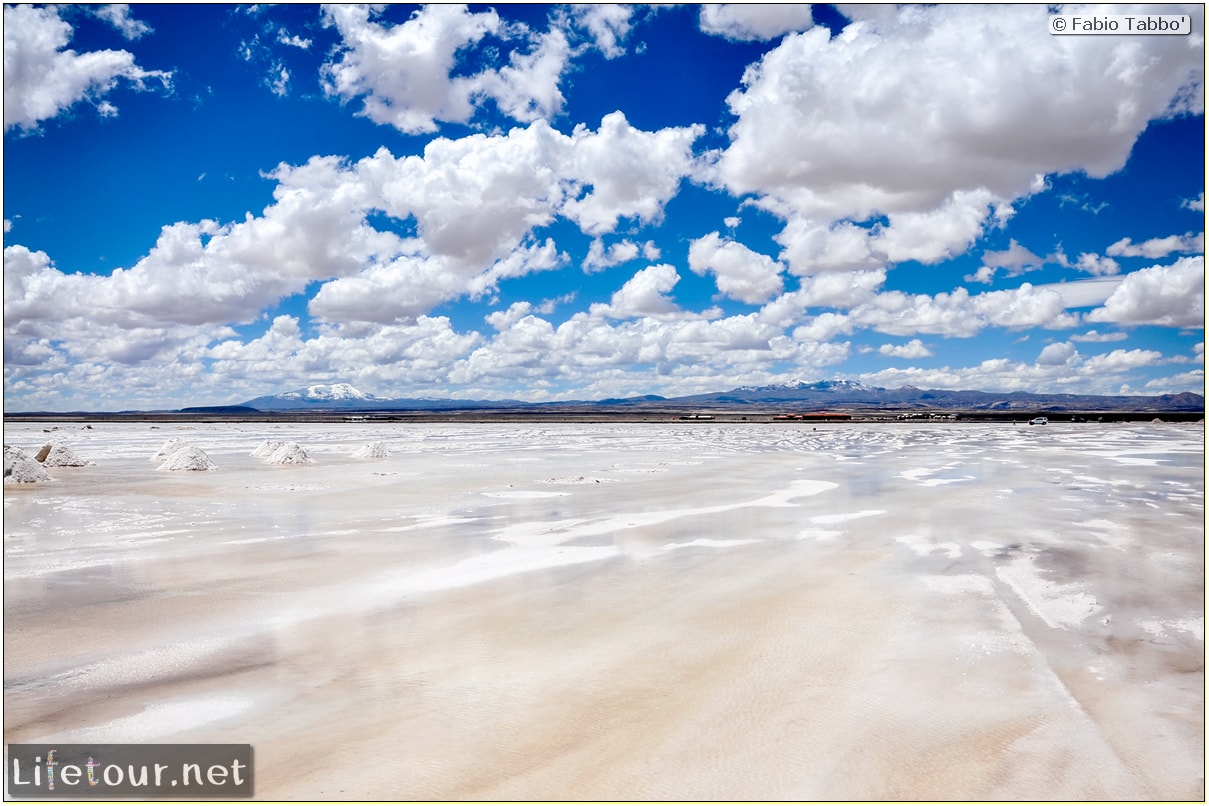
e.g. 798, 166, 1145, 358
241, 383, 526, 411
238, 381, 1204, 413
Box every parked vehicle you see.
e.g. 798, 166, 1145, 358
1029, 417, 1049, 425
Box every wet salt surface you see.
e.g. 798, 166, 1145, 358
3, 421, 1204, 799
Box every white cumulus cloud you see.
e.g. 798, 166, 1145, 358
361, 114, 699, 270
583, 238, 660, 273
714, 4, 1203, 279
4, 4, 171, 131
1105, 232, 1204, 259
561, 112, 704, 236
569, 4, 635, 58
848, 282, 1078, 338
320, 4, 583, 134
719, 5, 1202, 216
1070, 252, 1121, 276
95, 5, 152, 40
699, 4, 814, 41
472, 26, 571, 124
1069, 330, 1128, 343
593, 264, 683, 319
1087, 256, 1205, 328
1037, 341, 1079, 367
687, 232, 784, 304
878, 339, 932, 359
320, 4, 502, 134
277, 29, 312, 49
981, 239, 1046, 275
1081, 348, 1165, 373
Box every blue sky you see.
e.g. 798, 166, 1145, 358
3, 3, 1205, 410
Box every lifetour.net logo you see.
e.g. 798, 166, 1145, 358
6, 744, 253, 798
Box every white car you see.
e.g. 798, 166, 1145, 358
1029, 417, 1049, 425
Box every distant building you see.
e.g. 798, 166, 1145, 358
774, 411, 851, 422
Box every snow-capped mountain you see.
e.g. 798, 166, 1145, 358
276, 383, 377, 402
240, 383, 532, 411
243, 383, 379, 409
735, 379, 875, 394
680, 378, 889, 405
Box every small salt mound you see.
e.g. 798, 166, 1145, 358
158, 446, 217, 471
267, 442, 315, 465
4, 445, 31, 473
5, 446, 53, 483
251, 439, 283, 458
151, 438, 185, 462
5, 455, 53, 484
352, 442, 390, 459
38, 443, 94, 467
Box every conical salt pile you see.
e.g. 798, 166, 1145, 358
352, 442, 390, 458
151, 438, 185, 462
251, 439, 283, 458
5, 445, 30, 472
38, 443, 93, 467
157, 446, 217, 471
267, 442, 315, 465
4, 446, 52, 484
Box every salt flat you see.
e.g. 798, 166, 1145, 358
3, 421, 1204, 800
